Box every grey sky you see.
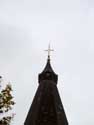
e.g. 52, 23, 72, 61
0, 0, 94, 125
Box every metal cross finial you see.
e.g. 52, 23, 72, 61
45, 44, 54, 59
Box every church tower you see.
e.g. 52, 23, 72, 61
24, 45, 68, 125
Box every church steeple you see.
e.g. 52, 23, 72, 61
24, 47, 68, 125
39, 45, 58, 84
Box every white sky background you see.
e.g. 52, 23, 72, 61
0, 0, 94, 125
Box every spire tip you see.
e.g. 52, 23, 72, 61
45, 43, 54, 60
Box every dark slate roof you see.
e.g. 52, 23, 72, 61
38, 58, 58, 84
24, 56, 68, 125
42, 58, 56, 73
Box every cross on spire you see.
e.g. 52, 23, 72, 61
45, 44, 54, 59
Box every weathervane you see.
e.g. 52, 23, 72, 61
45, 43, 54, 59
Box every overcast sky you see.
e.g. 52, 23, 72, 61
0, 0, 94, 125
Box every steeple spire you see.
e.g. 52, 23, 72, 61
38, 44, 57, 84
45, 43, 54, 60
24, 47, 68, 125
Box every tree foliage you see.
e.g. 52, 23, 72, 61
0, 77, 15, 125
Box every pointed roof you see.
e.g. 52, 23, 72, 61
40, 55, 57, 74
38, 57, 58, 84
42, 57, 54, 73
24, 80, 68, 125
24, 47, 68, 125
